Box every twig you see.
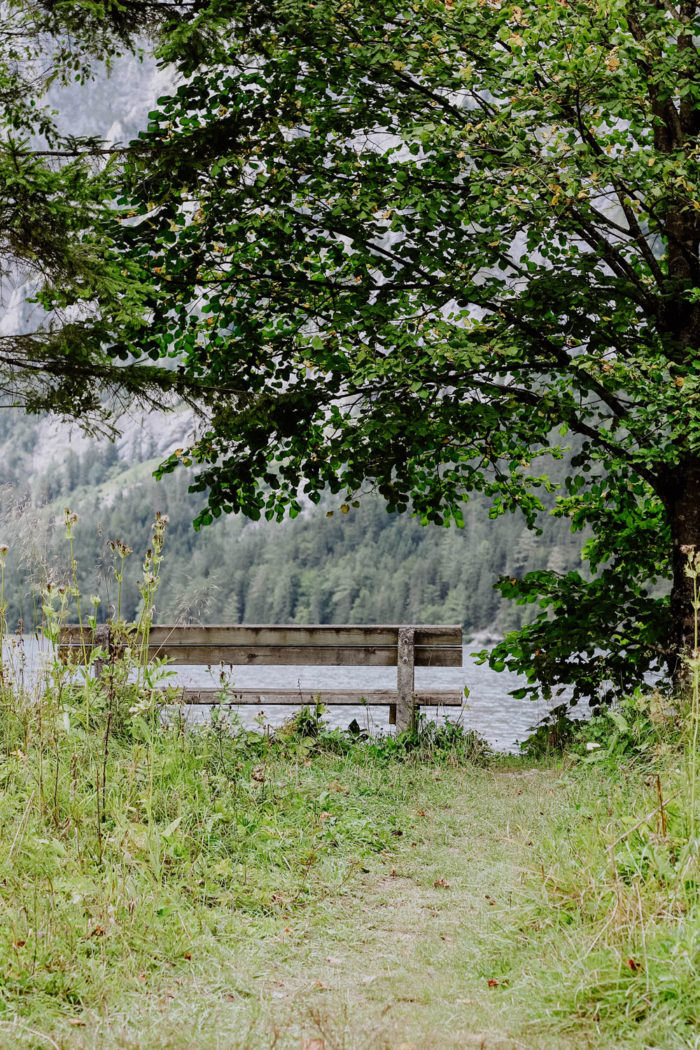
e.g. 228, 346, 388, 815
8, 790, 35, 860
606, 793, 678, 853
656, 774, 667, 838
0, 1020, 60, 1050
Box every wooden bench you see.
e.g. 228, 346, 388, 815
59, 624, 464, 731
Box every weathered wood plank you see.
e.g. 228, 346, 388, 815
154, 645, 462, 667
396, 626, 416, 731
170, 688, 463, 706
59, 642, 462, 667
60, 623, 462, 648
150, 624, 462, 646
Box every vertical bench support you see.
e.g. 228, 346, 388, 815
396, 627, 416, 732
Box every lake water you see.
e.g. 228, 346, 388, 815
8, 637, 561, 753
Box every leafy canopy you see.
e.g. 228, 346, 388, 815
0, 0, 211, 425
115, 0, 700, 704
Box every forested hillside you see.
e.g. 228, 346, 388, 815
0, 411, 583, 634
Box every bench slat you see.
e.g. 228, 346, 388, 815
59, 643, 462, 667
60, 624, 462, 648
172, 688, 463, 706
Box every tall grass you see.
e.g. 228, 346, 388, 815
0, 514, 487, 1046
506, 604, 700, 1047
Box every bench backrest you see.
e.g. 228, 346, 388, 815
59, 624, 463, 667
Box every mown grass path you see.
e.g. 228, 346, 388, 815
250, 766, 570, 1050
39, 763, 581, 1050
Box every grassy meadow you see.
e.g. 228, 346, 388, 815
0, 519, 698, 1048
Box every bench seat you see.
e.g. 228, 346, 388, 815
59, 623, 464, 729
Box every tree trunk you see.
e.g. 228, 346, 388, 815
654, 28, 700, 682
660, 458, 700, 682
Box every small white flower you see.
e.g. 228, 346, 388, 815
586, 742, 601, 751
